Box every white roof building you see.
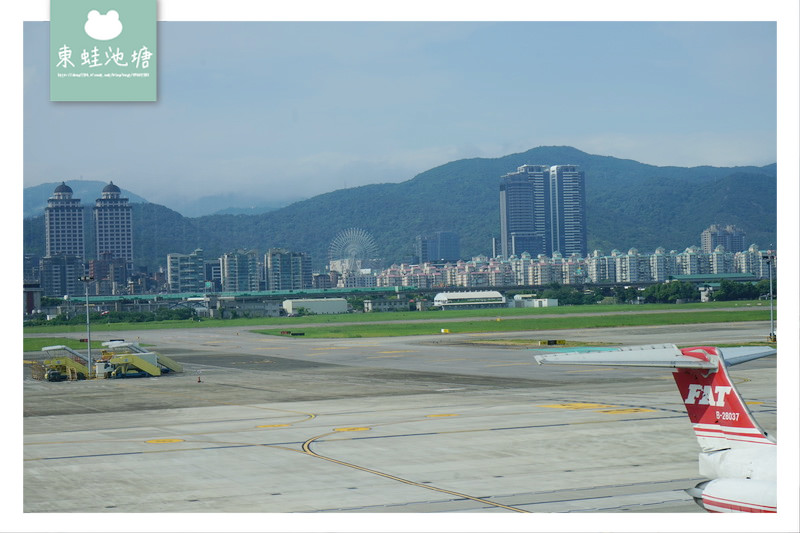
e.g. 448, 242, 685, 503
433, 290, 506, 309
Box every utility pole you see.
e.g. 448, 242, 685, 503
79, 276, 94, 377
761, 250, 776, 342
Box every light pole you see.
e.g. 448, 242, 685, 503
79, 275, 94, 378
761, 251, 775, 342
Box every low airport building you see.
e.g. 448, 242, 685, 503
512, 295, 558, 308
432, 290, 507, 310
363, 297, 409, 313
282, 298, 348, 315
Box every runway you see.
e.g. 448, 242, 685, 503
22, 322, 777, 521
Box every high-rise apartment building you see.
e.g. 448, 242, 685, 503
416, 231, 460, 263
265, 248, 312, 291
94, 182, 133, 271
499, 165, 550, 258
701, 224, 746, 253
40, 255, 84, 297
549, 165, 587, 257
220, 250, 260, 292
89, 252, 128, 295
167, 248, 206, 293
44, 182, 85, 259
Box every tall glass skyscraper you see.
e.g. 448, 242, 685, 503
499, 164, 586, 258
416, 231, 460, 263
549, 165, 587, 257
499, 165, 550, 258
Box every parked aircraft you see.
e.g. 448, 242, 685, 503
534, 343, 776, 513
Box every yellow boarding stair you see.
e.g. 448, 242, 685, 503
108, 353, 162, 377
102, 341, 183, 374
41, 345, 90, 379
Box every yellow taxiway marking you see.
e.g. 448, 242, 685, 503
539, 402, 618, 410
426, 414, 458, 418
485, 362, 533, 367
333, 427, 370, 432
598, 408, 655, 414
311, 347, 350, 351
746, 401, 764, 405
256, 424, 291, 428
145, 439, 185, 444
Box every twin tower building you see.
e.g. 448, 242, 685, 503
499, 164, 586, 260
41, 181, 133, 296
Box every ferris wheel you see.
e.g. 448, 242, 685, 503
328, 227, 379, 273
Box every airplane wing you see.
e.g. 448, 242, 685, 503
533, 343, 716, 368
533, 343, 775, 369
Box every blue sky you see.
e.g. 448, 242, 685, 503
24, 21, 777, 209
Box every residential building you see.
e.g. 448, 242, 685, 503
265, 248, 312, 291
649, 247, 678, 282
701, 224, 747, 253
312, 273, 333, 289
89, 252, 128, 295
220, 250, 260, 292
735, 244, 773, 278
710, 245, 734, 274
94, 181, 133, 271
586, 249, 616, 283
167, 249, 206, 293
615, 248, 648, 283
676, 246, 709, 276
44, 182, 85, 259
39, 255, 84, 297
205, 261, 222, 292
337, 270, 377, 288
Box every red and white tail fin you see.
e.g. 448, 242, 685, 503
534, 343, 777, 512
534, 343, 776, 453
673, 346, 775, 452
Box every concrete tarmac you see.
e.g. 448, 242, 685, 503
22, 322, 776, 520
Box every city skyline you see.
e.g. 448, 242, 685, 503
23, 18, 779, 213
31, 173, 774, 297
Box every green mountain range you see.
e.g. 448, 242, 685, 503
23, 146, 777, 271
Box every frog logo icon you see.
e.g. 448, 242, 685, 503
84, 9, 123, 41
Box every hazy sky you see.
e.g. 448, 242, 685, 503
24, 20, 777, 208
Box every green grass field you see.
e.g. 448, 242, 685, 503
253, 309, 772, 338
23, 300, 771, 334
23, 337, 105, 352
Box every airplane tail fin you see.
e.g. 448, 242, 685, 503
673, 346, 775, 452
534, 344, 776, 452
